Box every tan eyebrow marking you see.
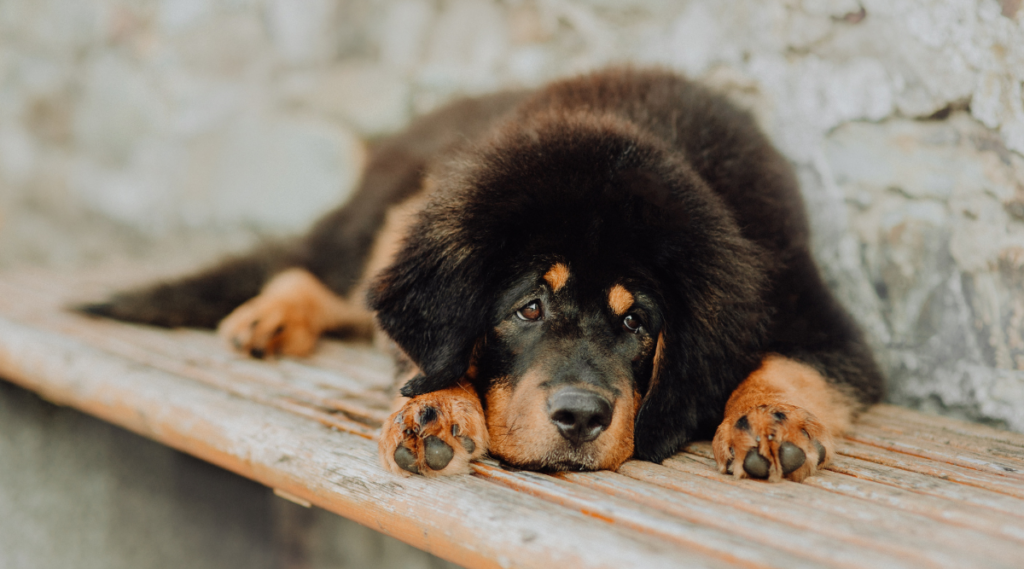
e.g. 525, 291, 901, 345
543, 263, 570, 292
608, 284, 634, 315
651, 332, 666, 383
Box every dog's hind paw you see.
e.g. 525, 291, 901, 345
379, 382, 488, 477
218, 294, 317, 358
217, 268, 364, 358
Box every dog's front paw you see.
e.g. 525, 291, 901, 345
712, 403, 832, 482
379, 385, 488, 477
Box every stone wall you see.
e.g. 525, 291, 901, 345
1, 1, 1022, 423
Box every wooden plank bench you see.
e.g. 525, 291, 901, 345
2, 266, 1024, 569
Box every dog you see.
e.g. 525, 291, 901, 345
80, 67, 884, 482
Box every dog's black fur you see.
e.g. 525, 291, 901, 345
81, 68, 883, 466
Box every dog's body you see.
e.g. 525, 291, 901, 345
82, 68, 884, 482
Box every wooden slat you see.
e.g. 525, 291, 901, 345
474, 464, 827, 569
4, 268, 1024, 568
0, 316, 732, 569
868, 405, 1024, 449
555, 467, 947, 569
668, 450, 1024, 547
855, 413, 1024, 466
845, 425, 1024, 478
836, 440, 1024, 503
0, 282, 393, 434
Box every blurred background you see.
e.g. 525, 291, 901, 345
1, 0, 1022, 567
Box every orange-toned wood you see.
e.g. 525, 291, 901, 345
4, 267, 1024, 569
835, 439, 1024, 502
668, 451, 1024, 546
0, 316, 725, 569
854, 413, 1024, 465
560, 467, 945, 569
867, 405, 1024, 448
835, 438, 1024, 499
845, 424, 1024, 478
474, 463, 818, 569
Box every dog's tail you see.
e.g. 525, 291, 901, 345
74, 244, 296, 329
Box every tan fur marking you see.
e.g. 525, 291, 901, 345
600, 390, 638, 470
355, 182, 432, 351
358, 191, 430, 306
712, 355, 855, 482
726, 355, 853, 435
486, 372, 553, 464
608, 284, 634, 315
650, 332, 666, 386
218, 268, 369, 357
486, 368, 637, 471
544, 263, 570, 292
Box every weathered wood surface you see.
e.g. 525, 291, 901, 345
2, 267, 1024, 569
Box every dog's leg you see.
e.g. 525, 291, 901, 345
219, 139, 437, 358
712, 354, 855, 482
75, 245, 294, 329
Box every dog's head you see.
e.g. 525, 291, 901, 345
370, 111, 769, 469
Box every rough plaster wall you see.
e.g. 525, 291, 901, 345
1, 1, 1022, 425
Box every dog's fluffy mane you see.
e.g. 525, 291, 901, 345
370, 75, 776, 461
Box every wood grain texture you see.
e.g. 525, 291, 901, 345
666, 451, 1024, 547
3, 268, 1024, 569
558, 467, 935, 569
868, 405, 1024, 448
0, 317, 727, 569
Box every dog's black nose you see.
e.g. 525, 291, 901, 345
548, 388, 613, 445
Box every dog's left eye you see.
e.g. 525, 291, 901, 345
622, 314, 641, 333
516, 300, 542, 321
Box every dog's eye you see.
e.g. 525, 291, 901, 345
622, 314, 641, 333
516, 300, 542, 321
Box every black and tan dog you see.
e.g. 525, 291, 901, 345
81, 68, 884, 482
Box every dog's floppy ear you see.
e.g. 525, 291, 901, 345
367, 203, 493, 398
631, 215, 771, 464
632, 253, 769, 462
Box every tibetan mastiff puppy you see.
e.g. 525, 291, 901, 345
81, 68, 884, 482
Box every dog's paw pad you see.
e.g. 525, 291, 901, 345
778, 441, 806, 475
379, 389, 488, 477
423, 436, 454, 470
713, 403, 833, 482
394, 445, 419, 474
743, 450, 771, 479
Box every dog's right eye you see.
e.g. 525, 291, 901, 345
622, 314, 641, 333
516, 300, 542, 321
